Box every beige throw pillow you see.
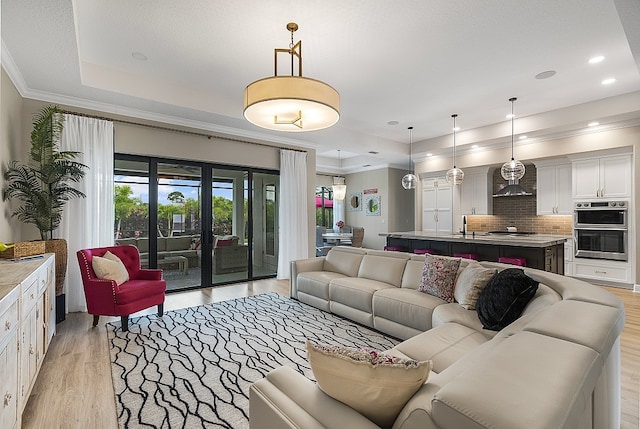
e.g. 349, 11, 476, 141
92, 251, 130, 286
454, 261, 497, 310
306, 341, 432, 428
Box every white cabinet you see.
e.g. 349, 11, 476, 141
0, 254, 55, 429
459, 168, 492, 215
572, 155, 631, 199
564, 238, 573, 276
574, 258, 631, 284
537, 162, 572, 215
422, 176, 453, 234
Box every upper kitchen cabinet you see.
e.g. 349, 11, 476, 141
459, 167, 492, 215
572, 154, 631, 200
535, 160, 572, 215
422, 176, 453, 234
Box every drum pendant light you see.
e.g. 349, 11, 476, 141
445, 114, 464, 185
401, 126, 418, 190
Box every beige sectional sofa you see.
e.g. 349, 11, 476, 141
116, 235, 199, 267
250, 246, 625, 429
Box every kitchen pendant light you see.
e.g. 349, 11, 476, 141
401, 126, 418, 190
501, 97, 525, 182
243, 22, 340, 132
332, 150, 347, 200
445, 114, 464, 185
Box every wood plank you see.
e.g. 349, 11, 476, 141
20, 280, 638, 428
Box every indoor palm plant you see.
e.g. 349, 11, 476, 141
2, 105, 88, 313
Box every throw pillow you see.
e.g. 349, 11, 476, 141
307, 341, 432, 428
454, 262, 498, 310
417, 254, 461, 302
216, 239, 233, 247
92, 251, 130, 286
476, 268, 539, 331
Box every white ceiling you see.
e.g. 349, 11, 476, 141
2, 0, 640, 173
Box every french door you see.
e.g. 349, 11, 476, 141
114, 155, 279, 292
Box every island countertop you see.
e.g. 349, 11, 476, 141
379, 231, 569, 248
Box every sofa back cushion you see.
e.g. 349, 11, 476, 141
137, 238, 149, 253
324, 247, 366, 277
157, 237, 167, 252
401, 260, 425, 289
166, 236, 193, 251
358, 254, 409, 287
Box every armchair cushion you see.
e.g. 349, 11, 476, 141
92, 251, 130, 285
116, 279, 167, 305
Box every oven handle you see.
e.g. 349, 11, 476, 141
574, 227, 628, 231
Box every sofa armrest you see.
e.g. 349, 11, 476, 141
290, 257, 326, 298
250, 366, 379, 429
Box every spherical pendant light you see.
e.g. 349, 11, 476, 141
501, 98, 525, 181
402, 126, 418, 189
445, 114, 464, 185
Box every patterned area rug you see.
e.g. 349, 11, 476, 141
107, 293, 399, 429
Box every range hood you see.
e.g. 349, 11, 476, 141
493, 179, 533, 197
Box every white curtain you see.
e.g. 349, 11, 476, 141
277, 150, 308, 279
60, 115, 114, 313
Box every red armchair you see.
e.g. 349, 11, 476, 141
76, 245, 166, 332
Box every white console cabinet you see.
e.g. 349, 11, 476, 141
0, 254, 55, 429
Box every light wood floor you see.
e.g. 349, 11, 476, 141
21, 281, 639, 429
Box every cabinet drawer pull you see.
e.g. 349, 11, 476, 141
29, 345, 34, 355
595, 270, 607, 274
4, 392, 11, 406
4, 320, 10, 331
30, 293, 34, 300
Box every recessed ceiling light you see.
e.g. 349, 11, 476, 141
387, 120, 399, 126
471, 144, 478, 149
519, 135, 528, 140
132, 52, 148, 61
506, 114, 514, 119
426, 153, 433, 157
535, 70, 556, 79
589, 56, 605, 64
588, 121, 599, 127
368, 151, 379, 155
601, 78, 616, 85
363, 164, 371, 167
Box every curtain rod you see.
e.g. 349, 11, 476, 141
61, 109, 308, 153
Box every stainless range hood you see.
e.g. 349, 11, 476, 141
493, 179, 533, 197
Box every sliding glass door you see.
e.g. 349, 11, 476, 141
114, 155, 278, 292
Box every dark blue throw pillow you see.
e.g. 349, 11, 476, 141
476, 268, 539, 331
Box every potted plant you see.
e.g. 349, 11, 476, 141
2, 105, 88, 321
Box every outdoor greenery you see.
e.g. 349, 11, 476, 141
2, 105, 88, 240
114, 184, 238, 238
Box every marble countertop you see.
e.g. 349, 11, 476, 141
379, 231, 569, 248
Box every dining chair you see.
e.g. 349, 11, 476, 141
350, 227, 364, 248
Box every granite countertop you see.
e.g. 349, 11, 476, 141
379, 231, 569, 248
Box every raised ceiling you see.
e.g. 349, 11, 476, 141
2, 0, 640, 173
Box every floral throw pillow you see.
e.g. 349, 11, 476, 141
306, 341, 432, 428
417, 254, 461, 302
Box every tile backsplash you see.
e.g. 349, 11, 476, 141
465, 164, 572, 236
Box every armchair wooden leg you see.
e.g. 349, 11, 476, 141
121, 316, 129, 332
158, 303, 164, 317
92, 315, 100, 327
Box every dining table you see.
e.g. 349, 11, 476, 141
322, 232, 354, 245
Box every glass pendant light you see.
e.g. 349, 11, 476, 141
402, 126, 418, 190
445, 114, 464, 185
500, 97, 525, 181
332, 150, 347, 200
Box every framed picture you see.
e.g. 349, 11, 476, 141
348, 192, 362, 211
365, 195, 381, 216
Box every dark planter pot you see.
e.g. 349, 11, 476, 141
56, 293, 66, 323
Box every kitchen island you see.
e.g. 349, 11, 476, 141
380, 231, 569, 274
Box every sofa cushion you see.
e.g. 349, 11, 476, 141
390, 323, 488, 373
454, 262, 497, 310
329, 278, 395, 313
92, 251, 129, 286
372, 288, 446, 332
417, 255, 461, 303
431, 303, 497, 339
166, 236, 193, 251
297, 271, 348, 301
400, 260, 425, 289
358, 254, 408, 287
324, 248, 365, 277
476, 268, 539, 331
306, 341, 432, 428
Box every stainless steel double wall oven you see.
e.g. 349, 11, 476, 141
574, 201, 628, 261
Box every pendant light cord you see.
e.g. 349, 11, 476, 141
408, 126, 413, 174
451, 114, 458, 168
510, 97, 517, 161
